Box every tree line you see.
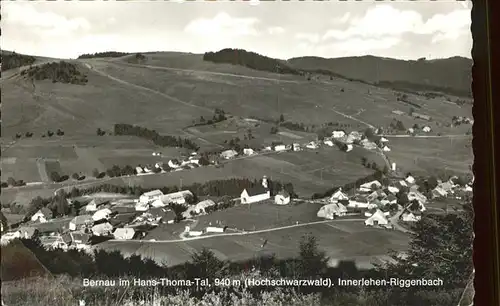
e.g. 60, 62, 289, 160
20, 61, 88, 85
1, 52, 36, 71
192, 108, 228, 127
114, 123, 199, 151
77, 52, 130, 59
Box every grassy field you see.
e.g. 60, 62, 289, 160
385, 136, 472, 176
1, 135, 189, 183
97, 220, 409, 269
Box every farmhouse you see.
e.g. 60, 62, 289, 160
323, 140, 334, 147
220, 150, 238, 159
274, 145, 287, 152
150, 197, 167, 208
161, 190, 194, 205
275, 190, 291, 205
387, 186, 400, 195
241, 186, 270, 204
135, 202, 149, 211
382, 146, 391, 152
364, 209, 389, 227
408, 191, 427, 204
92, 222, 113, 236
422, 126, 432, 132
345, 144, 353, 152
306, 141, 319, 149
183, 200, 216, 218
380, 137, 389, 143
407, 128, 415, 134
168, 159, 181, 169
330, 188, 349, 203
405, 175, 416, 185
113, 228, 136, 240
92, 208, 112, 222
293, 143, 301, 151
401, 211, 421, 222
69, 215, 93, 231
317, 203, 348, 220
243, 148, 255, 155
332, 130, 346, 138
135, 167, 144, 174
31, 207, 52, 223
360, 180, 382, 190
140, 189, 164, 204
413, 113, 431, 121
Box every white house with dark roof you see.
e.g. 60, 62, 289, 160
330, 188, 349, 203
241, 186, 270, 204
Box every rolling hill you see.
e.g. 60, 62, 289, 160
287, 55, 472, 97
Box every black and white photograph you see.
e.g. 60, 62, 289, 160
1, 1, 474, 305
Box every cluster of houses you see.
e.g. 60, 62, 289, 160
135, 153, 201, 175
218, 129, 375, 161
0, 188, 206, 247
314, 173, 473, 229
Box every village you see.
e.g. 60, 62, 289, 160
0, 136, 473, 256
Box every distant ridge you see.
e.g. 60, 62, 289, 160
287, 55, 472, 97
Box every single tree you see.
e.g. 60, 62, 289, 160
298, 234, 329, 278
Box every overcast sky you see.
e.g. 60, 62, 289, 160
1, 1, 472, 60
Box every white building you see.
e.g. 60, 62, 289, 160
380, 137, 389, 143
323, 140, 334, 147
113, 228, 136, 240
241, 185, 270, 204
391, 162, 397, 171
161, 190, 194, 205
332, 130, 346, 138
422, 126, 432, 133
274, 145, 287, 152
364, 209, 389, 227
317, 203, 348, 219
346, 144, 353, 152
292, 143, 301, 151
243, 148, 255, 155
387, 186, 400, 195
275, 190, 291, 205
92, 208, 112, 222
401, 211, 421, 222
183, 200, 216, 218
140, 189, 164, 204
31, 208, 52, 223
135, 202, 149, 211
69, 215, 93, 231
151, 198, 167, 208
382, 146, 391, 152
135, 167, 144, 174
220, 150, 238, 159
168, 160, 181, 169
306, 142, 319, 149
330, 188, 349, 203
405, 175, 416, 185
206, 227, 225, 233
91, 222, 113, 236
